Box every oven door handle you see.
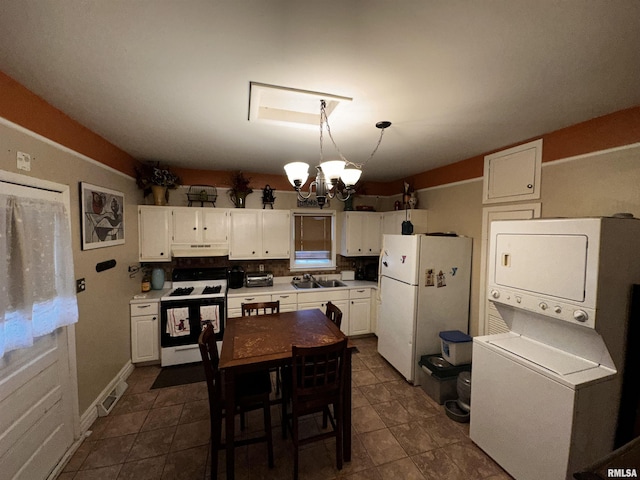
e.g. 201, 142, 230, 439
175, 345, 200, 352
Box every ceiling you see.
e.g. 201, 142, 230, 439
1, 1, 639, 183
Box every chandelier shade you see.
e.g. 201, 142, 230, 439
340, 167, 362, 187
319, 160, 345, 183
284, 162, 310, 187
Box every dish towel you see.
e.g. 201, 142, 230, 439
200, 305, 220, 334
166, 307, 190, 337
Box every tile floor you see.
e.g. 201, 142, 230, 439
57, 336, 514, 480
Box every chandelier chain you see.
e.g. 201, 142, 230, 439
320, 100, 386, 169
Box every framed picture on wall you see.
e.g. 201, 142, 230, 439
80, 182, 125, 250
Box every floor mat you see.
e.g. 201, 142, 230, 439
150, 362, 205, 389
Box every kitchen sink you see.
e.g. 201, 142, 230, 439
315, 279, 347, 288
291, 280, 322, 289
291, 278, 347, 289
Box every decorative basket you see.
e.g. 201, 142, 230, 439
187, 185, 217, 207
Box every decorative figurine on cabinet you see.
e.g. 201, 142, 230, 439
262, 184, 276, 209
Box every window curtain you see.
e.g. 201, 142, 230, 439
0, 193, 78, 357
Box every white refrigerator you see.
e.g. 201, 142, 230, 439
377, 234, 472, 383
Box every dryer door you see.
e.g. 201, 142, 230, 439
493, 233, 588, 302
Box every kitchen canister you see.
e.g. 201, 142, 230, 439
151, 268, 165, 290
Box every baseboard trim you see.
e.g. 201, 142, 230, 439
79, 360, 135, 434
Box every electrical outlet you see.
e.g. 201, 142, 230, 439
76, 278, 86, 293
259, 264, 265, 272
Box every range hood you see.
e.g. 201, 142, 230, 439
171, 244, 229, 258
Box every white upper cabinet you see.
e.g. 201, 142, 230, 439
483, 139, 542, 204
229, 209, 291, 259
138, 206, 172, 262
340, 211, 383, 256
172, 207, 229, 245
261, 209, 291, 258
229, 210, 260, 258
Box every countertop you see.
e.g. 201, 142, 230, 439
130, 288, 170, 303
226, 279, 377, 297
131, 279, 377, 302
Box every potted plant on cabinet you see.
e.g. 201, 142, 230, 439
228, 171, 253, 208
135, 163, 181, 205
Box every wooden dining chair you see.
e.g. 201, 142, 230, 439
289, 338, 348, 480
325, 301, 343, 329
198, 321, 274, 479
241, 300, 280, 316
241, 300, 283, 398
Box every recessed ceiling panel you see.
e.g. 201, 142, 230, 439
248, 82, 352, 127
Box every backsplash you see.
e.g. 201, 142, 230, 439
143, 255, 379, 281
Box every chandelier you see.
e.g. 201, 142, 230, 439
284, 100, 391, 208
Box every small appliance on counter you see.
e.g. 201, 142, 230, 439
364, 262, 378, 281
245, 271, 274, 287
341, 270, 355, 281
228, 266, 245, 289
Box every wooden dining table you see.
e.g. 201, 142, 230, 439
218, 308, 354, 480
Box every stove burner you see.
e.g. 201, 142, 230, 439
169, 287, 194, 297
202, 285, 222, 294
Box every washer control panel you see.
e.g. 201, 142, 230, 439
488, 287, 595, 329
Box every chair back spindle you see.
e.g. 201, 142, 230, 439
242, 300, 280, 316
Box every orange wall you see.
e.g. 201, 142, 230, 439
0, 71, 138, 176
1, 70, 638, 195
374, 105, 640, 196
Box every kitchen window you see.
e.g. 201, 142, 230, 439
290, 210, 336, 271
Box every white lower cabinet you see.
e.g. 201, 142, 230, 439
349, 288, 372, 336
297, 290, 350, 335
227, 287, 374, 336
130, 301, 160, 363
272, 292, 297, 312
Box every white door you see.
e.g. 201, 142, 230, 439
0, 172, 79, 480
381, 234, 420, 285
479, 203, 541, 335
1, 331, 77, 480
377, 276, 417, 381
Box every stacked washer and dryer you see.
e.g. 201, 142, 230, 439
471, 217, 640, 480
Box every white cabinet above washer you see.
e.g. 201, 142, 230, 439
483, 139, 542, 204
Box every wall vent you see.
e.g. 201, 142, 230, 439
97, 380, 128, 417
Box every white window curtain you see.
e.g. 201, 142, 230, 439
0, 193, 78, 357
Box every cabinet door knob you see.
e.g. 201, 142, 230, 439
193, 227, 197, 230
527, 184, 533, 189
